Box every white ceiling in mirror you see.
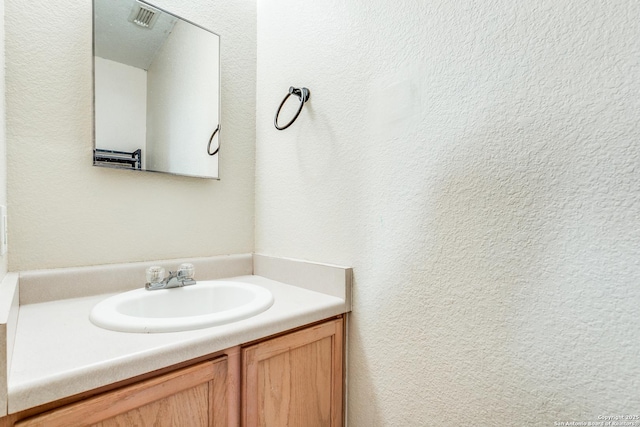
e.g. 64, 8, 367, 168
94, 0, 177, 70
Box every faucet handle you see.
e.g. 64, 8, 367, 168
178, 263, 195, 280
146, 266, 165, 283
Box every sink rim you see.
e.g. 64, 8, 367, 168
89, 280, 274, 333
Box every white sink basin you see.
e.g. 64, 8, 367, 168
90, 280, 274, 333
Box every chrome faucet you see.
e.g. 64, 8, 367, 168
145, 264, 196, 290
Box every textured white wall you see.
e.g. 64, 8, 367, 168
0, 0, 6, 279
256, 0, 640, 424
6, 0, 256, 271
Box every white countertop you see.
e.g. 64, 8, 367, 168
8, 274, 348, 413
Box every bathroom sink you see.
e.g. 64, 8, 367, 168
90, 280, 274, 333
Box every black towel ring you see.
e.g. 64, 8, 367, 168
274, 86, 310, 130
207, 125, 220, 156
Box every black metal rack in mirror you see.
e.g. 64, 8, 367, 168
93, 148, 142, 170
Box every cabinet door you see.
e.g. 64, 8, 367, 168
242, 318, 343, 427
16, 357, 229, 427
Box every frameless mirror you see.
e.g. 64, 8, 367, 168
93, 0, 220, 179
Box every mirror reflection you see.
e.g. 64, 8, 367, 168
93, 0, 220, 178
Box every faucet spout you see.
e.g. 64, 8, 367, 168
145, 264, 196, 290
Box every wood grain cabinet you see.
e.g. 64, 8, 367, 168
2, 317, 345, 427
242, 318, 344, 427
14, 358, 230, 427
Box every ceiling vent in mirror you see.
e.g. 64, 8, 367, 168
128, 2, 160, 29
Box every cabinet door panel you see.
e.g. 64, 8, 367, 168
16, 358, 227, 427
243, 319, 343, 427
93, 383, 209, 427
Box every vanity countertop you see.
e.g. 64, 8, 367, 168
5, 255, 352, 414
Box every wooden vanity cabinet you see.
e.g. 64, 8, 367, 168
14, 357, 231, 427
242, 318, 344, 427
2, 317, 345, 427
